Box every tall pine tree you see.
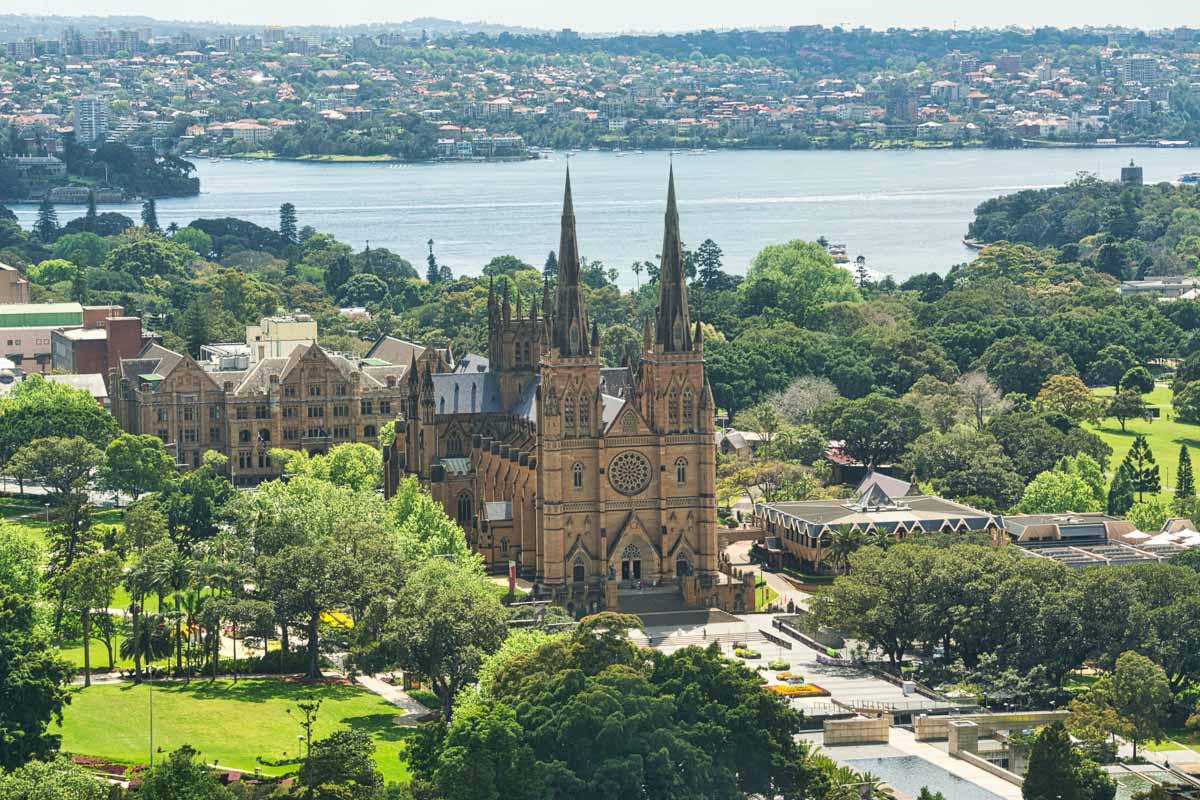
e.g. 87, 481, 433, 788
83, 190, 97, 233
426, 238, 440, 284
32, 199, 58, 243
279, 202, 298, 245
1175, 444, 1195, 515
1122, 435, 1160, 502
544, 250, 558, 281
141, 198, 159, 231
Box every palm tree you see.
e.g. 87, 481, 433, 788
156, 550, 194, 676
120, 613, 172, 672
827, 525, 865, 574
630, 261, 643, 289
865, 528, 895, 551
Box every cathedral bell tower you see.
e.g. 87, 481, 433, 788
536, 167, 603, 591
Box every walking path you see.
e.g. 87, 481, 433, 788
353, 674, 432, 726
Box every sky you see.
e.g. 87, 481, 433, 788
5, 0, 1199, 32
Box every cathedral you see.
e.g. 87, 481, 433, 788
384, 168, 751, 613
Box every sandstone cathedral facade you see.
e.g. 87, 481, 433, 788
384, 169, 747, 612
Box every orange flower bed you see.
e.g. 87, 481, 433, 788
766, 683, 830, 698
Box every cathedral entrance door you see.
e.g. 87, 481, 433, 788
621, 559, 641, 581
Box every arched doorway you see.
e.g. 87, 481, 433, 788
676, 557, 691, 578
572, 562, 585, 584
620, 544, 641, 582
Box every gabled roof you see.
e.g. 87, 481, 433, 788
855, 470, 915, 498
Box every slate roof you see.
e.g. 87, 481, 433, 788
432, 371, 504, 414
600, 367, 634, 398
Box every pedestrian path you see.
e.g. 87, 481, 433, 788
353, 674, 433, 726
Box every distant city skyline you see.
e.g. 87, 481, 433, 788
4, 0, 1199, 33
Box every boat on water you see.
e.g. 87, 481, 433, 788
1181, 173, 1200, 184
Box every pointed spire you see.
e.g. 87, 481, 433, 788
655, 165, 692, 353
552, 167, 590, 357
515, 289, 523, 318
694, 318, 703, 346
531, 293, 538, 321
502, 280, 511, 323
642, 315, 652, 351
591, 320, 600, 348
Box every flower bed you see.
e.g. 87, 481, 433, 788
766, 682, 830, 698
734, 648, 761, 659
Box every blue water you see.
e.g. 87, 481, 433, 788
12, 148, 1200, 286
845, 755, 1005, 800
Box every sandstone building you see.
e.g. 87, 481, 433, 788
385, 170, 748, 612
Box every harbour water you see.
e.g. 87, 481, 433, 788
12, 148, 1200, 287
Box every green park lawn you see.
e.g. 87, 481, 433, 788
56, 679, 415, 783
1089, 384, 1200, 499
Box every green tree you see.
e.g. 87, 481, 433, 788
0, 756, 109, 800
1023, 721, 1115, 800
135, 745, 234, 800
741, 239, 861, 325
0, 375, 118, 462
6, 437, 103, 503
279, 202, 298, 245
1120, 366, 1155, 395
32, 199, 58, 243
25, 259, 79, 286
0, 588, 74, 770
102, 432, 175, 500
1015, 470, 1102, 514
1176, 445, 1196, 515
816, 393, 925, 469
100, 233, 191, 282
1128, 497, 1171, 532
63, 551, 121, 686
172, 226, 213, 257
1106, 389, 1149, 432
354, 558, 508, 722
1175, 381, 1200, 425
0, 531, 41, 597
325, 253, 353, 296
732, 401, 783, 456
1122, 436, 1160, 501
262, 540, 354, 679
1037, 375, 1103, 424
811, 544, 929, 666
1107, 463, 1136, 516
975, 335, 1075, 397
297, 729, 383, 799
694, 238, 725, 289
141, 198, 159, 231
1110, 651, 1170, 759
1087, 344, 1138, 387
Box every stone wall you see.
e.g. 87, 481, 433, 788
823, 714, 892, 746
915, 710, 1070, 741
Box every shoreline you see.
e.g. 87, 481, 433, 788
193, 139, 1197, 166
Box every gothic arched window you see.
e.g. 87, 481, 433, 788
564, 394, 575, 430
572, 462, 584, 489
682, 387, 695, 431
676, 457, 688, 485
447, 432, 464, 456
456, 492, 472, 523
523, 341, 532, 364
668, 388, 680, 429
578, 392, 590, 431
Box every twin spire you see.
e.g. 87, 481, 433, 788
549, 165, 694, 357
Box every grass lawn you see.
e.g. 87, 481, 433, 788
58, 633, 134, 670
57, 679, 415, 783
1088, 384, 1200, 500
0, 496, 46, 517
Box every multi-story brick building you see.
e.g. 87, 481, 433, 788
111, 340, 443, 485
